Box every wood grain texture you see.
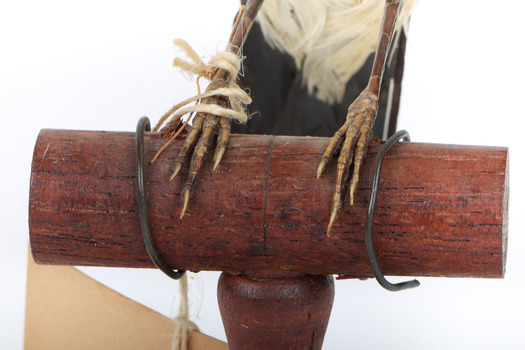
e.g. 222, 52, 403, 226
218, 273, 334, 350
29, 129, 509, 279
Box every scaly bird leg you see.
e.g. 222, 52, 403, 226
318, 0, 404, 235
166, 0, 265, 218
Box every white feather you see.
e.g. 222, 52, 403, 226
257, 0, 417, 103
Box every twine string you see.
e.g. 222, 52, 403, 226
153, 38, 251, 133
171, 273, 199, 350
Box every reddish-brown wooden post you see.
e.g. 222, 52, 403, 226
29, 129, 509, 349
218, 273, 334, 349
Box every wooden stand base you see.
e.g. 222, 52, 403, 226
217, 273, 335, 350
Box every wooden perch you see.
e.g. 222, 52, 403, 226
29, 129, 509, 279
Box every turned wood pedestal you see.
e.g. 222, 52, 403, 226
218, 273, 334, 349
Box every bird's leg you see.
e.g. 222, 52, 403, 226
318, 0, 404, 235
171, 0, 265, 218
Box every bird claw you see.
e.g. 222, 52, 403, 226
318, 88, 378, 235
171, 107, 231, 219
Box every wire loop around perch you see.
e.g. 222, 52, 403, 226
365, 130, 420, 291
136, 116, 186, 280
136, 118, 419, 288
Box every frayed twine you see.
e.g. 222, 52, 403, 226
171, 273, 199, 350
153, 38, 251, 133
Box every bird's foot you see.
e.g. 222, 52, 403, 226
168, 95, 231, 219
152, 37, 250, 218
317, 88, 378, 235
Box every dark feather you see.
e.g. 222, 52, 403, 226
232, 21, 407, 139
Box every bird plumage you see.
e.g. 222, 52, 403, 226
233, 0, 415, 138
256, 0, 416, 103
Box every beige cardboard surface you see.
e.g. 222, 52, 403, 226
24, 249, 228, 350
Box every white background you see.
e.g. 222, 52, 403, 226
1, 1, 524, 349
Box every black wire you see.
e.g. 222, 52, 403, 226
136, 116, 186, 280
365, 130, 420, 291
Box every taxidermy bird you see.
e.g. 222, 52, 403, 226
154, 0, 417, 234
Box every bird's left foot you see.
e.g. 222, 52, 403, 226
317, 88, 378, 235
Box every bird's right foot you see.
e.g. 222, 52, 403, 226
166, 93, 232, 218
